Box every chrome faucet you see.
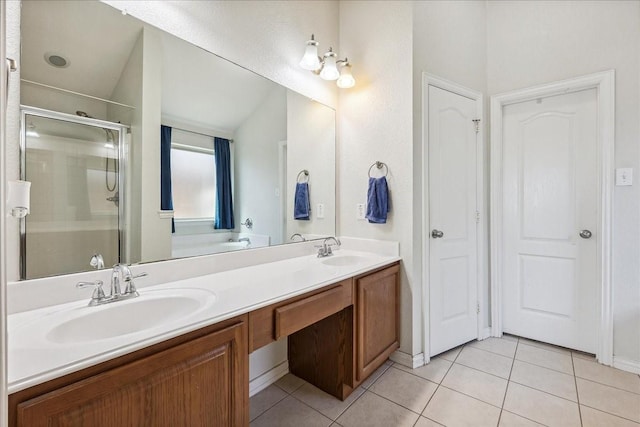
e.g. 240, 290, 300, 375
290, 233, 306, 242
238, 237, 251, 245
77, 264, 147, 306
89, 253, 104, 269
316, 236, 341, 258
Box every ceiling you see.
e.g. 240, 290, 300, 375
21, 0, 278, 133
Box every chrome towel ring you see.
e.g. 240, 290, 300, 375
296, 169, 309, 183
368, 161, 388, 178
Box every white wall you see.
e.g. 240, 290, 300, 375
411, 1, 490, 334
235, 86, 287, 244
1, 1, 10, 424
6, 1, 22, 282
110, 26, 171, 264
487, 0, 640, 367
101, 0, 339, 109
22, 84, 109, 120
138, 27, 172, 263
286, 90, 336, 241
109, 30, 144, 263
338, 1, 417, 355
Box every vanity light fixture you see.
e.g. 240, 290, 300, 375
299, 34, 355, 88
337, 61, 355, 89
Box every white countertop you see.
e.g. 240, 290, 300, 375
8, 249, 400, 394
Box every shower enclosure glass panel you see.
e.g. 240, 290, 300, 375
21, 109, 126, 279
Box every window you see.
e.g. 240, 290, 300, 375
170, 147, 216, 219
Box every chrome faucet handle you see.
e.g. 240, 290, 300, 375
123, 271, 147, 295
76, 280, 106, 304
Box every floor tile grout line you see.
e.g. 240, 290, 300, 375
514, 358, 577, 378
467, 341, 518, 359
393, 359, 452, 385
513, 354, 575, 376
286, 392, 341, 423
500, 409, 552, 427
332, 361, 393, 423
362, 362, 393, 390
329, 388, 367, 421
273, 376, 305, 395
570, 350, 584, 426
461, 344, 516, 362
572, 353, 640, 392
249, 387, 289, 422
453, 358, 513, 381
579, 402, 640, 424
576, 374, 640, 396
437, 384, 504, 410
497, 337, 519, 426
510, 378, 587, 405
423, 415, 446, 426
411, 414, 445, 427
508, 378, 578, 403
366, 387, 425, 418
420, 342, 462, 415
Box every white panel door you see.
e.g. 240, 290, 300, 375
502, 89, 598, 353
428, 85, 479, 357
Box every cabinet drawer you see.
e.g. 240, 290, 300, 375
275, 286, 345, 339
249, 279, 352, 352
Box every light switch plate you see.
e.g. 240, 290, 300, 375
316, 203, 324, 219
616, 168, 633, 186
356, 203, 365, 220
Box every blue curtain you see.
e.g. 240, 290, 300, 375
214, 137, 235, 229
160, 125, 175, 233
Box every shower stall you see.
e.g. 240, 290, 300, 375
20, 106, 129, 279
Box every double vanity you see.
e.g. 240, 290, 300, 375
7, 240, 400, 426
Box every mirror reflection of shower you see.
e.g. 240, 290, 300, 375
76, 110, 119, 206
21, 107, 129, 279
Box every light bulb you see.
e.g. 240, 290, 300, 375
337, 63, 355, 88
299, 36, 321, 71
319, 49, 339, 81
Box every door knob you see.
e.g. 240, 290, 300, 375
579, 230, 592, 239
431, 229, 444, 239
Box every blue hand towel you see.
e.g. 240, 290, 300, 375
366, 176, 390, 224
294, 182, 311, 220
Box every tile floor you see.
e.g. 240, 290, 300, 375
249, 335, 640, 426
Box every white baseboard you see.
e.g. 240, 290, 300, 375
390, 350, 425, 369
249, 361, 289, 397
613, 356, 640, 375
479, 327, 491, 340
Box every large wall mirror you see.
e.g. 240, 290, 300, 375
18, 0, 336, 279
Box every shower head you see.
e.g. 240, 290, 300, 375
76, 111, 115, 142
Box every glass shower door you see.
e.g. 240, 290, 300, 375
22, 112, 123, 279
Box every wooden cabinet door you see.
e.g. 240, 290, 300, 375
16, 321, 248, 427
355, 263, 400, 381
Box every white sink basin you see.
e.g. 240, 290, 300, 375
18, 288, 217, 345
321, 255, 371, 267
